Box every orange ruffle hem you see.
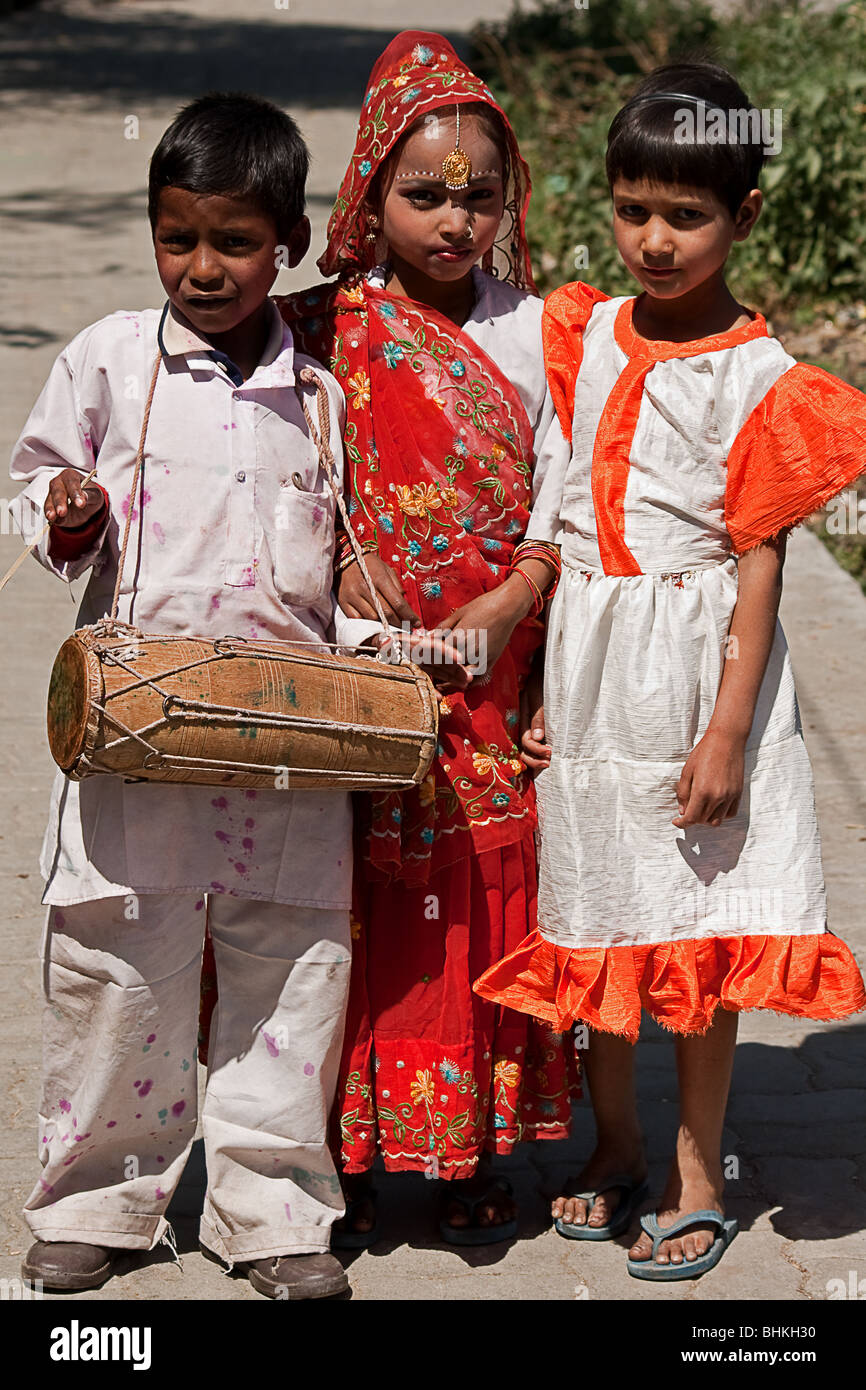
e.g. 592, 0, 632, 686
473, 931, 866, 1043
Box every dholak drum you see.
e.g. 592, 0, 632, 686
47, 624, 438, 791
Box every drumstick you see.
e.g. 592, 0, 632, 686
0, 467, 99, 595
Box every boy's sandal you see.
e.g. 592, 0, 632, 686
554, 1172, 648, 1241
331, 1188, 379, 1250
437, 1175, 518, 1246
626, 1209, 738, 1281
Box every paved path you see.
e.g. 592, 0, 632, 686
1, 0, 864, 1302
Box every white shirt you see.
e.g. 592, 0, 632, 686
9, 301, 361, 908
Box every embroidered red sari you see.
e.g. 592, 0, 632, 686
275, 32, 580, 1176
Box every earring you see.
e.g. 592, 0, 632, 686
365, 214, 378, 244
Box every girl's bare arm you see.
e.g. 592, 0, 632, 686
674, 534, 786, 827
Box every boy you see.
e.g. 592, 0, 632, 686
9, 92, 365, 1300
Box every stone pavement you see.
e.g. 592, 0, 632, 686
0, 0, 864, 1303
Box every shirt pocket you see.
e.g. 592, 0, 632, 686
273, 478, 336, 607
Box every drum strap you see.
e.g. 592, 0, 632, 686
105, 352, 163, 634
294, 366, 393, 635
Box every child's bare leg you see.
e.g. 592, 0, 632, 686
552, 1029, 646, 1227
629, 1006, 738, 1265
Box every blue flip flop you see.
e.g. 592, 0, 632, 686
627, 1208, 738, 1280
554, 1171, 648, 1241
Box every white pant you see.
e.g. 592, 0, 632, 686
23, 893, 351, 1261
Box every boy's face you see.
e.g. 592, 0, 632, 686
611, 178, 760, 301
378, 115, 505, 284
153, 188, 309, 335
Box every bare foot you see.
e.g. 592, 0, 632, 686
443, 1166, 516, 1230
333, 1172, 376, 1238
628, 1173, 723, 1267
552, 1138, 647, 1230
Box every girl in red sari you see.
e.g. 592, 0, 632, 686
277, 31, 580, 1243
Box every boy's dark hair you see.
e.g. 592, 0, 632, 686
148, 92, 309, 242
606, 62, 766, 216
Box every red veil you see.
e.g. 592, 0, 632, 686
319, 29, 535, 291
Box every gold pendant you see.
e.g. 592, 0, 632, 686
441, 147, 472, 191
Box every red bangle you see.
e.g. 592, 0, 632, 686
511, 566, 544, 617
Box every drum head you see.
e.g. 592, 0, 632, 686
47, 637, 91, 771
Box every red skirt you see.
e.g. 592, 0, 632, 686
335, 830, 581, 1178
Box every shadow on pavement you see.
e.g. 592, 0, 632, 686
161, 1020, 866, 1266
0, 12, 476, 109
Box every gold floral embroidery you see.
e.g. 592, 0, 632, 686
409, 1069, 435, 1105
395, 482, 443, 517
494, 1059, 520, 1088
347, 370, 371, 407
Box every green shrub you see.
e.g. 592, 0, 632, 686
473, 0, 866, 308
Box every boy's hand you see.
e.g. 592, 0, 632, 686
673, 729, 746, 828
45, 468, 104, 528
339, 554, 420, 627
520, 668, 550, 771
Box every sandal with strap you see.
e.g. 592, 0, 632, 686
627, 1208, 738, 1281
437, 1175, 518, 1246
554, 1171, 648, 1241
331, 1188, 379, 1250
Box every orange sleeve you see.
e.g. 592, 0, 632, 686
725, 363, 866, 552
542, 281, 610, 441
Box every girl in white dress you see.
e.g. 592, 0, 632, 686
475, 61, 866, 1280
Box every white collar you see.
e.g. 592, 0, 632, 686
157, 300, 292, 377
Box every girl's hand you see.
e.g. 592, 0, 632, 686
44, 468, 104, 528
338, 553, 420, 627
520, 661, 550, 771
370, 629, 472, 694
673, 729, 746, 828
443, 575, 533, 676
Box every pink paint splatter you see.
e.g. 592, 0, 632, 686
152, 521, 166, 545
138, 1079, 154, 1098
245, 818, 255, 829
195, 900, 204, 911
211, 881, 226, 892
303, 1063, 315, 1077
262, 1032, 280, 1058
39, 1179, 54, 1193
233, 861, 248, 875
146, 1034, 156, 1044
284, 1203, 292, 1221
212, 796, 228, 810
155, 1186, 166, 1199
135, 1113, 142, 1119
210, 595, 221, 612
242, 837, 254, 852
171, 1101, 185, 1117
58, 1098, 71, 1113
106, 1121, 117, 1128
245, 791, 257, 801
215, 830, 231, 843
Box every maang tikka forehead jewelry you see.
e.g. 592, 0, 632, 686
440, 105, 472, 191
